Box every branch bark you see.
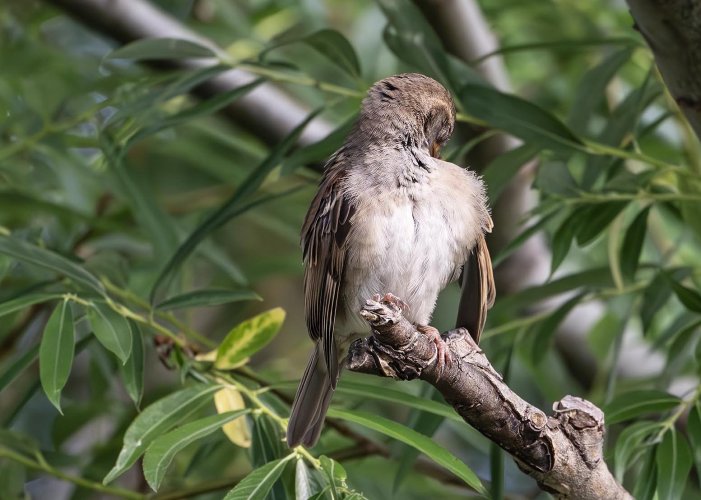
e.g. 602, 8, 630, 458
45, 0, 333, 147
347, 295, 632, 499
626, 0, 701, 141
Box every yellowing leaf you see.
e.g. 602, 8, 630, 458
215, 308, 285, 369
214, 387, 251, 448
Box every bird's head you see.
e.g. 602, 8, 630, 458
359, 73, 456, 159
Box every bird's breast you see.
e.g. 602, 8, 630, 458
342, 176, 480, 328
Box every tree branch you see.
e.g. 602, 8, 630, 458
44, 0, 333, 147
626, 0, 701, 141
347, 296, 632, 499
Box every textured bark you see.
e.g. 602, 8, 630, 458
45, 0, 332, 147
348, 296, 632, 499
626, 0, 701, 140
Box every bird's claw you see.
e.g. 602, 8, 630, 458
417, 325, 452, 377
371, 292, 408, 311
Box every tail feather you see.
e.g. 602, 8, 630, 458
287, 345, 338, 447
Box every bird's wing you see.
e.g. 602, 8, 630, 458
456, 227, 495, 344
301, 163, 354, 386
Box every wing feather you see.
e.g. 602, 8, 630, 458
301, 163, 354, 387
456, 234, 495, 343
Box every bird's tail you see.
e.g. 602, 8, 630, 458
286, 344, 338, 447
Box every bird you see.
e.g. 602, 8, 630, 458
286, 73, 495, 448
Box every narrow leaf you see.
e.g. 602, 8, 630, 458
0, 292, 63, 318
483, 144, 539, 202
295, 459, 315, 500
575, 202, 627, 246
157, 289, 261, 311
120, 321, 145, 407
104, 384, 221, 484
303, 30, 361, 77
151, 109, 323, 302
459, 84, 584, 152
87, 303, 132, 364
528, 294, 584, 364
620, 206, 650, 281
214, 387, 251, 447
568, 48, 634, 134
656, 431, 692, 500
670, 280, 701, 313
337, 380, 460, 421
0, 235, 104, 294
143, 410, 249, 491
223, 455, 295, 500
327, 408, 485, 494
687, 403, 701, 481
215, 308, 286, 369
107, 37, 216, 61
39, 301, 75, 413
613, 421, 660, 481
603, 390, 680, 425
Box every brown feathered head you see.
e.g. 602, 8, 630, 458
358, 73, 456, 158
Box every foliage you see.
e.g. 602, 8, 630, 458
1, 0, 701, 499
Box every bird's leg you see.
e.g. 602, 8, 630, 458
416, 325, 452, 376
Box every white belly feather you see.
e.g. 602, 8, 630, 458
340, 162, 485, 333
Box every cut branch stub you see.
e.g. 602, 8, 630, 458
347, 296, 632, 500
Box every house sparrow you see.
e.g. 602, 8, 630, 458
287, 73, 495, 448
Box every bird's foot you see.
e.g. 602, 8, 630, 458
416, 325, 452, 377
371, 292, 409, 311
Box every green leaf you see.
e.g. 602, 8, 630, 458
568, 48, 634, 134
656, 430, 692, 500
281, 116, 356, 175
0, 344, 39, 392
613, 421, 660, 481
143, 410, 249, 491
687, 403, 701, 481
634, 448, 658, 500
107, 38, 217, 61
39, 301, 74, 413
492, 212, 557, 268
603, 390, 680, 425
494, 267, 613, 313
319, 455, 348, 490
670, 280, 701, 313
620, 206, 650, 281
459, 84, 584, 152
302, 29, 361, 77
215, 308, 286, 369
0, 235, 104, 295
337, 380, 461, 421
640, 271, 673, 333
156, 289, 261, 311
483, 144, 539, 202
104, 384, 221, 484
250, 413, 287, 500
527, 294, 584, 364
101, 138, 179, 264
378, 0, 456, 91
535, 162, 579, 197
127, 79, 263, 147
87, 303, 132, 364
575, 202, 627, 246
151, 108, 323, 302
120, 321, 145, 407
327, 408, 485, 494
550, 211, 579, 274
0, 292, 63, 318
223, 455, 295, 500
295, 459, 317, 500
